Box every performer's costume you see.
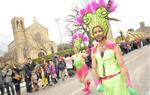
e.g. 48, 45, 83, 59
72, 33, 90, 94
73, 53, 88, 78
93, 40, 129, 95
75, 0, 137, 95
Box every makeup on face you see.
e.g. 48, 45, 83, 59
93, 26, 104, 42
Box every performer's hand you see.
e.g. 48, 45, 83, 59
127, 80, 137, 95
96, 84, 104, 92
128, 87, 137, 95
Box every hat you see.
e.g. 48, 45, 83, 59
76, 0, 117, 38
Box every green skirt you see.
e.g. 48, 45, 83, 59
102, 74, 129, 95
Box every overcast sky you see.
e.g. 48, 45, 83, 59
0, 0, 150, 56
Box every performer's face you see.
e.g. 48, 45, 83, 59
73, 46, 78, 53
92, 26, 104, 42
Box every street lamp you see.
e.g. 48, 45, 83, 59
55, 18, 64, 50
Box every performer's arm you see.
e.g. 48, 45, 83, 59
91, 52, 99, 78
114, 45, 131, 87
91, 52, 104, 92
81, 53, 89, 58
63, 55, 74, 61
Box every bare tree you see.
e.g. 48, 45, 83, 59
65, 6, 88, 37
2, 48, 18, 65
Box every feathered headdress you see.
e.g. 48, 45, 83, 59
72, 32, 89, 50
76, 0, 118, 38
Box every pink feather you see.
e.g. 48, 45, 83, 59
76, 16, 82, 25
93, 3, 99, 12
72, 32, 89, 47
109, 4, 117, 12
91, 1, 99, 12
86, 4, 92, 12
83, 37, 88, 41
72, 34, 77, 39
99, 0, 107, 7
105, 40, 116, 49
78, 33, 83, 38
77, 33, 80, 38
107, 0, 117, 12
80, 8, 87, 16
91, 0, 97, 7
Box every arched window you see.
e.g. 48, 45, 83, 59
16, 20, 19, 29
20, 21, 24, 29
51, 46, 54, 54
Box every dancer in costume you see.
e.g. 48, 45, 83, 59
64, 33, 91, 94
76, 0, 137, 95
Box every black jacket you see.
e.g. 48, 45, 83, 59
24, 63, 32, 80
0, 70, 4, 85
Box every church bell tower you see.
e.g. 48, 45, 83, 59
11, 17, 26, 64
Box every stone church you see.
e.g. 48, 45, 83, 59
136, 22, 150, 32
7, 17, 57, 64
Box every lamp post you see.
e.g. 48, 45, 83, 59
55, 18, 64, 50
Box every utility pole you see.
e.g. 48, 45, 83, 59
55, 18, 64, 50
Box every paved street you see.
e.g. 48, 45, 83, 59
21, 46, 150, 95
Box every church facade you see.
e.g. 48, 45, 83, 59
7, 17, 57, 64
136, 22, 150, 32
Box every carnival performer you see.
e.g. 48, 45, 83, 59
75, 0, 137, 95
64, 33, 91, 94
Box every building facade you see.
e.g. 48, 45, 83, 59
7, 17, 57, 64
136, 22, 150, 32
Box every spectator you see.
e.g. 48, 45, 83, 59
58, 57, 66, 81
48, 60, 57, 84
2, 64, 15, 95
0, 69, 5, 95
23, 58, 33, 93
31, 66, 39, 91
65, 54, 75, 78
12, 64, 22, 95
40, 62, 48, 88
53, 56, 60, 79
